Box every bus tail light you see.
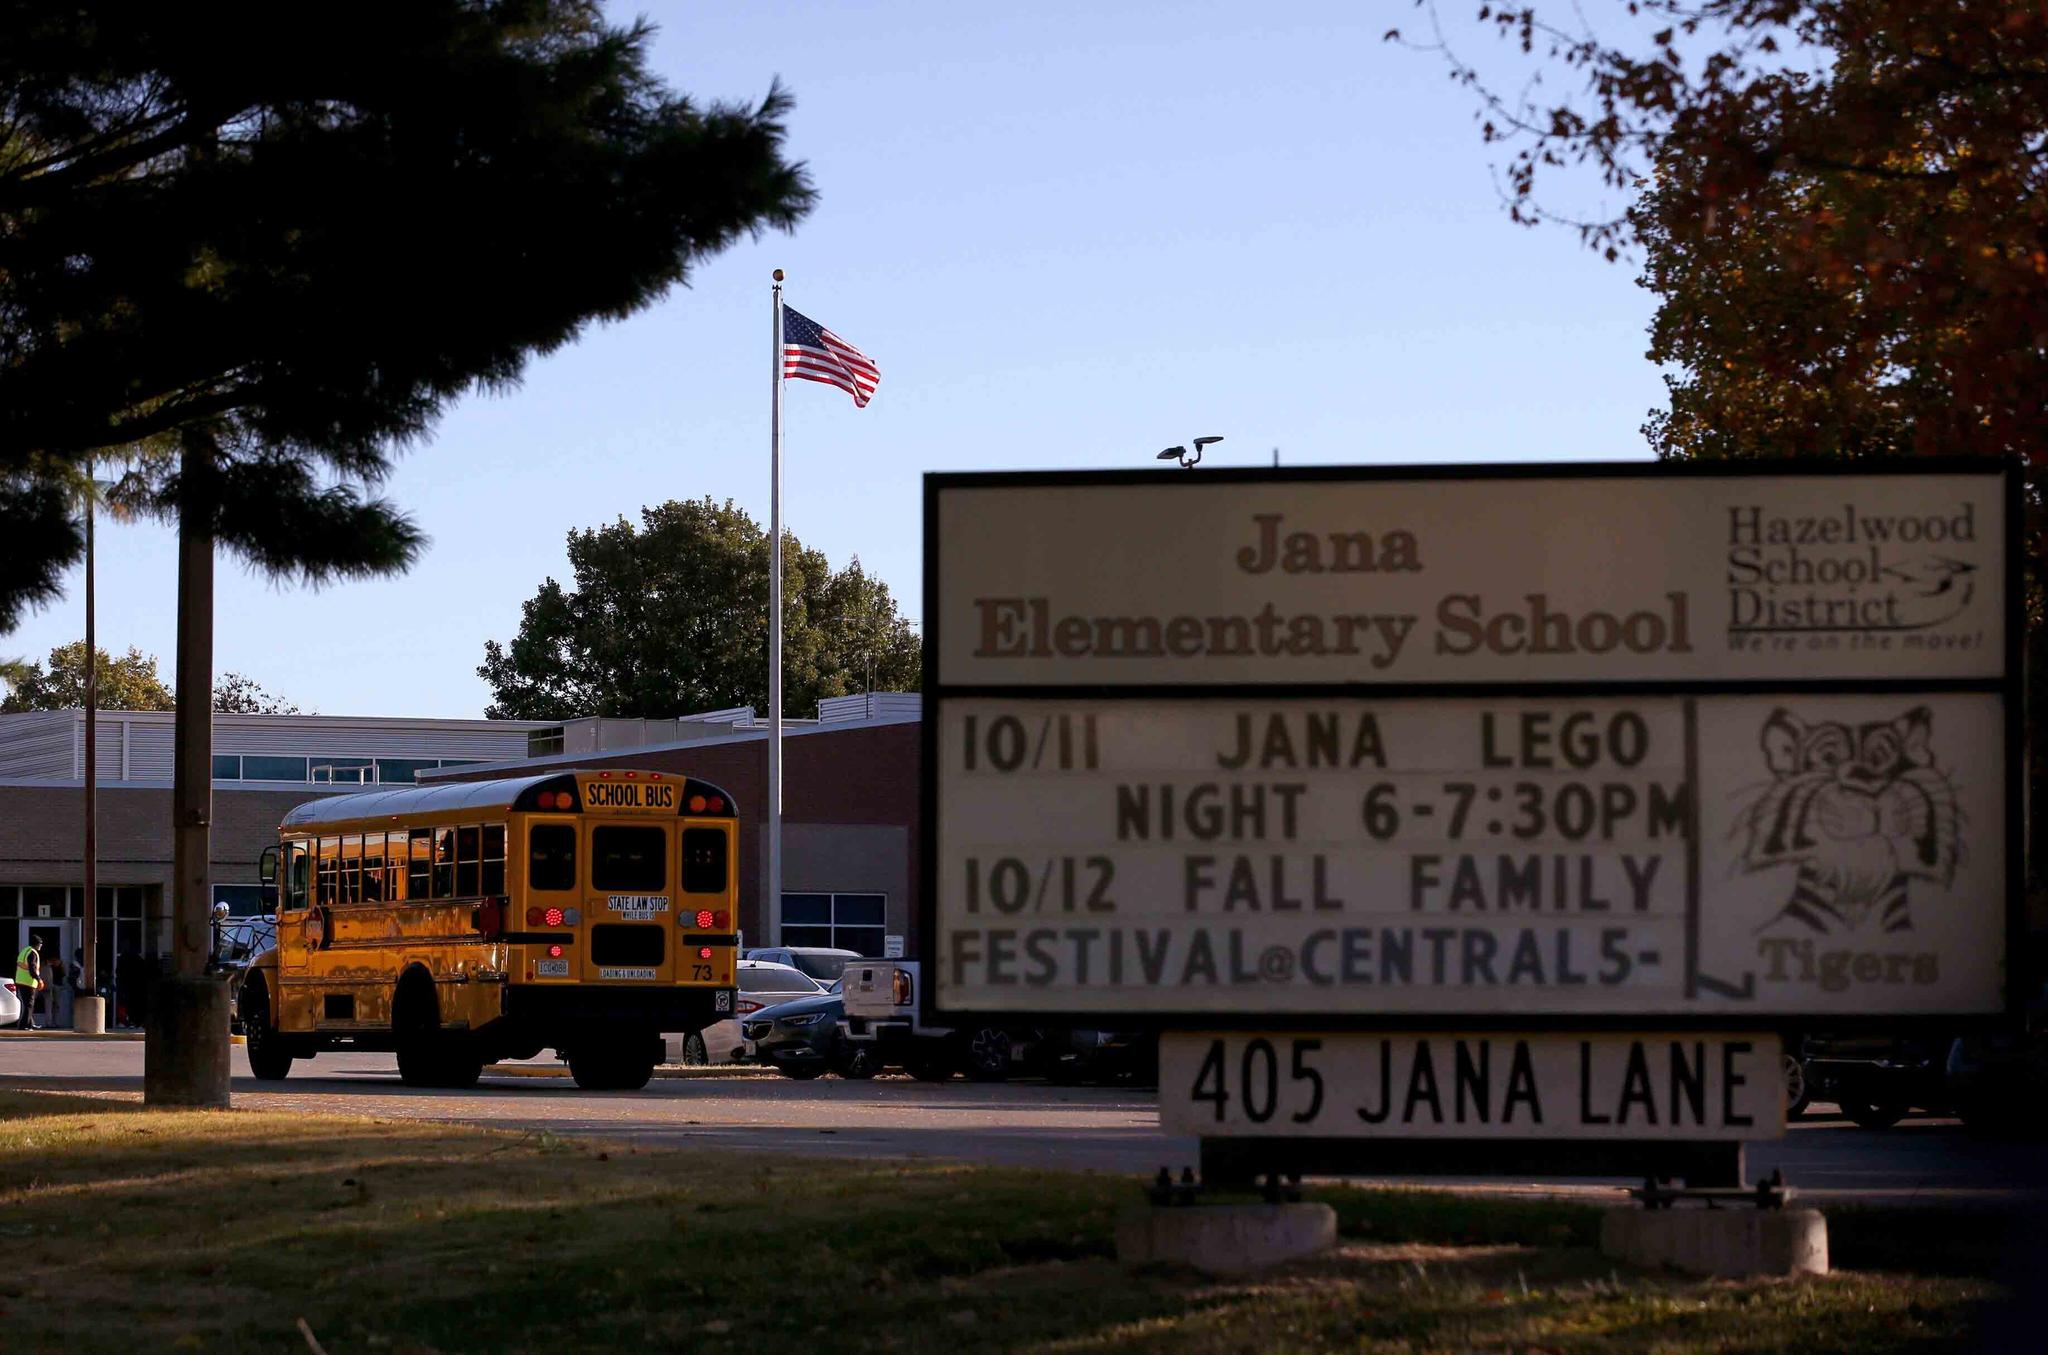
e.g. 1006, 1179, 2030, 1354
547, 944, 564, 958
524, 905, 576, 927
698, 947, 713, 960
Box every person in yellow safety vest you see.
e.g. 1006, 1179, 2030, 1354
12, 938, 43, 1030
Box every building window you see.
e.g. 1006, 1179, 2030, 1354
243, 755, 310, 782
311, 759, 374, 785
374, 757, 438, 785
528, 728, 566, 758
212, 755, 242, 780
781, 892, 887, 956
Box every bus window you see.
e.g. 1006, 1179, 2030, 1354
316, 837, 338, 905
286, 843, 310, 911
340, 835, 362, 905
682, 828, 727, 894
408, 829, 431, 898
362, 833, 385, 903
592, 825, 666, 893
481, 824, 506, 896
432, 827, 455, 898
529, 824, 576, 891
456, 825, 481, 898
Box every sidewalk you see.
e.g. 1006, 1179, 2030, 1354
0, 1027, 147, 1042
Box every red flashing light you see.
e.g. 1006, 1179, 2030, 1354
599, 771, 612, 779
695, 909, 714, 929
547, 944, 564, 959
688, 794, 706, 813
707, 796, 725, 814
625, 771, 637, 780
543, 906, 565, 928
649, 772, 663, 781
698, 947, 713, 960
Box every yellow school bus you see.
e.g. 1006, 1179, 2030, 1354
241, 768, 738, 1090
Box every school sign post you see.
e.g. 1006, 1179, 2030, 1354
922, 462, 2019, 1180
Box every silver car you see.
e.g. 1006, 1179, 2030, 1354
676, 959, 826, 1065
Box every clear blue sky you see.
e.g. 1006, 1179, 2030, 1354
9, 1, 1663, 718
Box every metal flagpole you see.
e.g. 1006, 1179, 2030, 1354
767, 270, 785, 946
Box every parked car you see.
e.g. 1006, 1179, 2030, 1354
743, 946, 861, 984
1, 977, 20, 1027
839, 959, 1040, 1081
1795, 1031, 1956, 1128
743, 985, 865, 1079
1040, 1028, 1158, 1085
678, 959, 826, 1065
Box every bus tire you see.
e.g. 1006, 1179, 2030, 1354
436, 1039, 484, 1090
394, 969, 445, 1088
241, 978, 293, 1082
569, 1047, 626, 1090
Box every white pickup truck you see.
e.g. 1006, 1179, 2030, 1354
838, 959, 1039, 1081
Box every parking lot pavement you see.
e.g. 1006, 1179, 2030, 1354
2, 1037, 2042, 1200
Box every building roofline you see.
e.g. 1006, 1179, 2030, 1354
0, 709, 555, 731
417, 708, 922, 781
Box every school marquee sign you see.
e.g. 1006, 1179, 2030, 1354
921, 463, 2020, 1041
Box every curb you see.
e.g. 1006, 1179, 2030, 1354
488, 1063, 771, 1081
0, 1030, 244, 1044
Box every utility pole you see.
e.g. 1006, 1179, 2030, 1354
143, 436, 230, 1106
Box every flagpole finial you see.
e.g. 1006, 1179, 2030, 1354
772, 268, 785, 282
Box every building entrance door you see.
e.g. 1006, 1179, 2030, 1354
16, 918, 77, 1026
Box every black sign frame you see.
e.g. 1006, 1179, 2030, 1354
920, 458, 2025, 1034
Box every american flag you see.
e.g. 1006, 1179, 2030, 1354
781, 306, 879, 408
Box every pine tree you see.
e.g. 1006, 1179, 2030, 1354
0, 1, 815, 1105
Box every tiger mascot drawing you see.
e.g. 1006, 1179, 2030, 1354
1735, 706, 1960, 935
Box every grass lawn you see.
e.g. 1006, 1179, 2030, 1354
0, 1088, 2019, 1353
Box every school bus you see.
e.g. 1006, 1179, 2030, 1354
240, 768, 738, 1090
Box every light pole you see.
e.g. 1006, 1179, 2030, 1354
1155, 436, 1224, 469
77, 464, 106, 1033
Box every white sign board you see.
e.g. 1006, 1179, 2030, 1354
934, 695, 2004, 1018
936, 471, 2006, 686
884, 934, 906, 958
1159, 1032, 1783, 1140
925, 465, 2017, 1027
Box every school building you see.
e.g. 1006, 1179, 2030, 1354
0, 695, 921, 992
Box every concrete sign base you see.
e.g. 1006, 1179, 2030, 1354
1600, 1207, 1828, 1278
1116, 1202, 1336, 1275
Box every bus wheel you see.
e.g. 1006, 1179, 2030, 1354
394, 970, 446, 1088
436, 1039, 484, 1090
241, 979, 293, 1082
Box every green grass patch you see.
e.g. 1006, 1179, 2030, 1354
0, 1089, 2011, 1353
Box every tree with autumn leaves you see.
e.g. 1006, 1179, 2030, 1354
1406, 0, 2047, 889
